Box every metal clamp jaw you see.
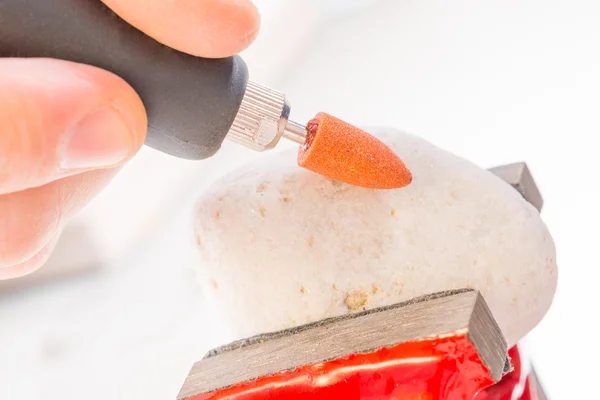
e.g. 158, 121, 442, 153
178, 290, 510, 400
489, 162, 543, 212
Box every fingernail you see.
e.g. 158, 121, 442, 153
60, 107, 133, 170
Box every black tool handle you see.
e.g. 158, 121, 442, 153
0, 0, 249, 160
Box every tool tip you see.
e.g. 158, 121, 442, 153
297, 113, 412, 189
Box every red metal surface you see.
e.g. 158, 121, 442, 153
475, 347, 521, 400
509, 374, 540, 400
475, 345, 544, 400
185, 332, 496, 400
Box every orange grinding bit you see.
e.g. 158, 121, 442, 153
297, 112, 413, 189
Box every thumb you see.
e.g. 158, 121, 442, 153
0, 58, 147, 194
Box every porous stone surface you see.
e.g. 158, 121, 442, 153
193, 129, 557, 347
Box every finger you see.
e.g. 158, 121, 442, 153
0, 168, 119, 277
101, 0, 260, 58
0, 234, 60, 280
0, 58, 147, 194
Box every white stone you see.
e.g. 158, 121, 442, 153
193, 129, 557, 347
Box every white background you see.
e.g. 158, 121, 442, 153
1, 0, 598, 399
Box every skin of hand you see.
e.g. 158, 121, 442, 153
0, 0, 261, 280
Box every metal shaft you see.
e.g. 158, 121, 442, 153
282, 120, 308, 145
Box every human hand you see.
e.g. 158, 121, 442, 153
0, 0, 261, 280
